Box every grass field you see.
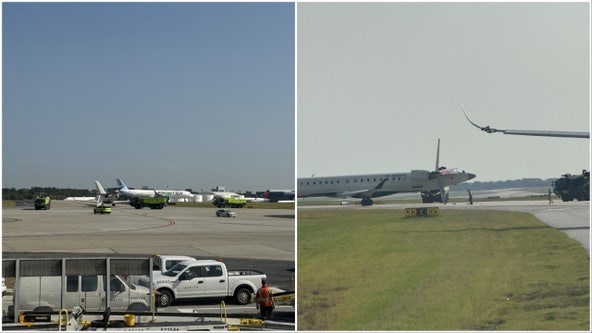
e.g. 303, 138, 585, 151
297, 209, 589, 330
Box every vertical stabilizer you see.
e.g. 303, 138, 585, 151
95, 181, 107, 195
116, 178, 129, 191
435, 138, 441, 172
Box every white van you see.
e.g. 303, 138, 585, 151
15, 275, 151, 313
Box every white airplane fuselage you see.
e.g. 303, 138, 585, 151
298, 168, 475, 199
115, 178, 195, 201
119, 188, 195, 200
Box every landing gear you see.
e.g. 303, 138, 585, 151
361, 198, 374, 206
421, 190, 443, 203
421, 190, 449, 204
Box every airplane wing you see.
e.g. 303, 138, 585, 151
343, 178, 389, 198
462, 105, 590, 139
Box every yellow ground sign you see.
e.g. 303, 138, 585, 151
405, 207, 439, 217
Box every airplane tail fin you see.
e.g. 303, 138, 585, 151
116, 178, 129, 191
95, 181, 107, 195
435, 138, 441, 172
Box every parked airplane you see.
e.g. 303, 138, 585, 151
116, 178, 196, 202
93, 180, 131, 207
462, 105, 590, 139
297, 139, 476, 205
262, 190, 295, 203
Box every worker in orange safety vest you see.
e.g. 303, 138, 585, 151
255, 278, 275, 319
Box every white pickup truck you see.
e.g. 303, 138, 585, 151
152, 254, 197, 274
138, 259, 266, 307
127, 255, 197, 286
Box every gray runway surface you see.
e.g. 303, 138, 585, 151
444, 200, 590, 252
2, 200, 295, 290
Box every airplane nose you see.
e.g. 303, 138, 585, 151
468, 173, 476, 180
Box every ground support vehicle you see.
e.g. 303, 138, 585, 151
14, 274, 151, 314
94, 205, 113, 214
137, 260, 266, 307
129, 196, 167, 209
212, 197, 247, 208
34, 194, 51, 210
151, 254, 197, 274
127, 255, 197, 286
553, 170, 590, 202
216, 209, 237, 217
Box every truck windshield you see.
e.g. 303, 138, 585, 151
163, 263, 188, 276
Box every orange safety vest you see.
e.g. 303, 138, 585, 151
257, 286, 273, 307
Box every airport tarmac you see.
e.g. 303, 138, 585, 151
2, 200, 295, 291
299, 200, 590, 252
3, 200, 294, 260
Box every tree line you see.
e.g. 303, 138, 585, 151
3, 178, 558, 200
2, 187, 96, 200
452, 178, 556, 191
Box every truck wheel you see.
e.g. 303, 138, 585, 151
158, 289, 173, 307
234, 286, 252, 305
33, 306, 53, 313
127, 303, 149, 312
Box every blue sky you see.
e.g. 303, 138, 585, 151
2, 2, 295, 192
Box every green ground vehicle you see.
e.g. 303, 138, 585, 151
94, 205, 113, 214
129, 196, 168, 209
34, 194, 51, 210
212, 197, 247, 208
553, 170, 590, 202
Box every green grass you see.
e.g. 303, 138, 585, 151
297, 209, 589, 330
2, 200, 17, 208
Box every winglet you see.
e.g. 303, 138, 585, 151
462, 104, 495, 133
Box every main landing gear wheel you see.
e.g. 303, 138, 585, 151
361, 198, 374, 206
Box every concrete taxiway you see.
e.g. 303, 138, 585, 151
3, 200, 294, 261
3, 200, 295, 292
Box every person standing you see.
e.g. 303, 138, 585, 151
468, 190, 473, 205
256, 278, 275, 320
548, 188, 554, 204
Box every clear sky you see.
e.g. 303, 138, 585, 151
2, 2, 295, 192
298, 2, 590, 182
